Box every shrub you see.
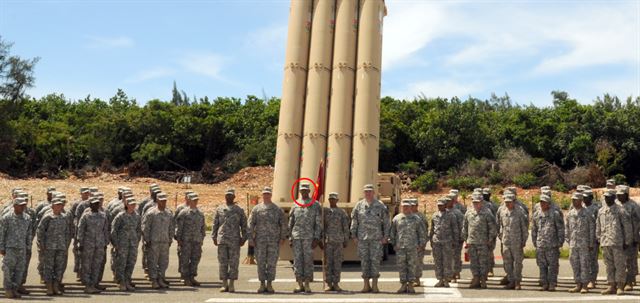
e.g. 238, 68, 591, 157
513, 173, 537, 189
447, 176, 483, 190
523, 247, 537, 259
613, 174, 627, 185
459, 158, 496, 178
497, 148, 535, 182
411, 170, 438, 192
487, 170, 504, 185
397, 161, 422, 175
552, 181, 568, 193
558, 196, 572, 210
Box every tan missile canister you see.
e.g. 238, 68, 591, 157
273, 0, 313, 203
349, 0, 385, 202
299, 0, 337, 185
324, 0, 359, 201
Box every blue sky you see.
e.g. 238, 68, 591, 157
1, 0, 639, 106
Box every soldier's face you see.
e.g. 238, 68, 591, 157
540, 202, 550, 211
617, 194, 628, 202
605, 196, 615, 205
191, 199, 199, 208
506, 201, 514, 210
81, 192, 90, 200
473, 203, 481, 211
52, 203, 64, 214
329, 198, 338, 206
126, 203, 136, 213
437, 205, 445, 212
364, 190, 374, 200
300, 189, 310, 199
262, 193, 272, 202
572, 199, 582, 209
402, 205, 411, 214
225, 194, 235, 204
14, 204, 25, 214
157, 199, 167, 209
411, 205, 418, 213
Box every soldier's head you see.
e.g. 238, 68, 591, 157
604, 190, 616, 206
52, 198, 64, 215
539, 194, 551, 211
46, 186, 56, 202
444, 196, 453, 209
616, 186, 629, 203
504, 196, 514, 210
11, 188, 24, 199
571, 192, 583, 209
13, 197, 27, 214
184, 191, 194, 205
189, 193, 199, 209
80, 187, 90, 200
299, 183, 311, 200
95, 192, 104, 207
363, 184, 375, 201
472, 197, 482, 211
436, 199, 446, 212
449, 189, 459, 203
410, 199, 419, 212
126, 198, 137, 213
225, 188, 236, 204
156, 192, 168, 210
605, 179, 616, 190
261, 187, 272, 203
89, 198, 100, 212
328, 192, 339, 207
149, 183, 159, 195
151, 188, 161, 202
482, 188, 491, 201
401, 199, 412, 215
583, 190, 593, 205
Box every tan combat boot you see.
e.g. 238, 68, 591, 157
324, 282, 333, 292
152, 279, 162, 289
371, 278, 379, 293
434, 279, 444, 287
407, 283, 416, 293
443, 279, 450, 288
361, 279, 371, 293
126, 281, 136, 291
569, 283, 582, 293
469, 276, 480, 289
303, 281, 311, 293
219, 279, 228, 292
118, 282, 128, 291
4, 289, 16, 299
580, 284, 589, 294
601, 282, 616, 295
624, 282, 633, 292
258, 281, 266, 293
46, 282, 55, 296
499, 276, 509, 285
293, 280, 304, 293
515, 281, 522, 290
333, 282, 342, 292
586, 281, 596, 289
190, 277, 201, 287
16, 285, 30, 295
480, 276, 487, 289
616, 282, 625, 295
396, 282, 407, 293
540, 283, 548, 291
228, 280, 235, 293
266, 281, 275, 293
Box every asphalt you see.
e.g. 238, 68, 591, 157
2, 234, 639, 303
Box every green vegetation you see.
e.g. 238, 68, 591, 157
411, 170, 439, 192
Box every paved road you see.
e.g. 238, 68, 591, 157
3, 234, 639, 303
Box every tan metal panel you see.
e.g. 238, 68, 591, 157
299, 0, 337, 186
325, 0, 359, 201
273, 0, 314, 203
349, 0, 384, 202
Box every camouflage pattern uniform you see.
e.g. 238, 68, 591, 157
175, 206, 206, 280
430, 208, 459, 280
531, 207, 564, 288
390, 212, 426, 283
111, 210, 141, 285
498, 206, 528, 284
565, 206, 596, 285
462, 206, 497, 280
323, 206, 350, 284
0, 208, 32, 292
37, 210, 71, 284
142, 206, 174, 282
288, 200, 321, 282
70, 196, 87, 276
350, 199, 390, 279
596, 203, 632, 285
77, 208, 109, 287
619, 198, 640, 285
248, 202, 287, 283
585, 199, 601, 284
413, 210, 428, 282
212, 203, 248, 281
447, 205, 464, 277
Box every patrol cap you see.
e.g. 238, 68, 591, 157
89, 197, 100, 204
401, 199, 412, 206
80, 187, 90, 194
506, 187, 517, 194
576, 185, 585, 191
151, 188, 161, 194
89, 187, 99, 193
571, 192, 583, 200
449, 189, 459, 196
261, 186, 272, 194
482, 188, 491, 194
472, 196, 482, 203
582, 185, 592, 190
299, 183, 310, 191
14, 197, 28, 205
47, 186, 56, 193
184, 190, 194, 197
606, 179, 615, 186
328, 192, 339, 200
541, 189, 552, 196
447, 193, 457, 199
583, 189, 593, 197
225, 188, 236, 196
473, 188, 483, 194
54, 192, 66, 200
436, 198, 446, 206
363, 184, 375, 191
17, 192, 28, 199
150, 183, 159, 189
503, 193, 516, 200
122, 192, 134, 199
539, 194, 551, 203
93, 192, 104, 199
442, 196, 452, 203
604, 190, 615, 197
121, 187, 132, 194
126, 197, 137, 205
187, 193, 199, 200
156, 192, 168, 201
540, 186, 551, 191
504, 196, 514, 203
616, 186, 629, 195
12, 187, 25, 194
52, 198, 64, 205
412, 199, 420, 206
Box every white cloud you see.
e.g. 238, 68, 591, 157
245, 23, 287, 55
86, 35, 134, 48
125, 67, 174, 83
180, 52, 227, 80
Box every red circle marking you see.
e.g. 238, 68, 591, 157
290, 178, 319, 208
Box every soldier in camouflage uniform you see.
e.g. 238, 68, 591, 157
70, 187, 90, 280
5, 191, 37, 294
0, 197, 32, 299
498, 195, 528, 290
531, 194, 564, 291
175, 193, 206, 287
445, 195, 464, 282
462, 196, 497, 289
615, 185, 640, 291
108, 190, 133, 283
212, 188, 248, 293
565, 192, 596, 294
174, 190, 193, 279
138, 184, 159, 216
111, 197, 141, 291
248, 186, 287, 294
34, 187, 55, 220
582, 189, 600, 289
37, 197, 70, 296
350, 184, 390, 293
142, 192, 174, 289
77, 197, 109, 294
410, 199, 428, 286
597, 190, 633, 295
288, 183, 321, 293
141, 186, 161, 276
480, 188, 498, 277
430, 198, 459, 288
322, 192, 350, 292
390, 199, 426, 294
